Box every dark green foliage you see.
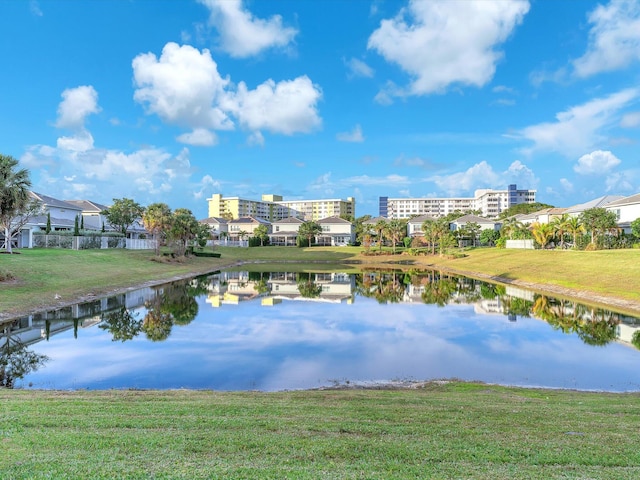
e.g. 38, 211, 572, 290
498, 202, 554, 219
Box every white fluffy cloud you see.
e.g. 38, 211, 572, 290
132, 43, 232, 132
574, 150, 622, 175
337, 125, 364, 142
368, 0, 529, 96
572, 0, 640, 78
430, 161, 500, 194
55, 85, 101, 129
176, 128, 218, 146
56, 131, 95, 153
198, 0, 297, 58
132, 43, 322, 143
517, 88, 639, 157
429, 160, 536, 195
227, 76, 322, 135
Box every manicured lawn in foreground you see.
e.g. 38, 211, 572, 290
2, 383, 639, 479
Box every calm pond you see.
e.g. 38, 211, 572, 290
2, 267, 640, 391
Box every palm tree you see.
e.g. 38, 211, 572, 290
530, 222, 554, 249
143, 203, 172, 256
374, 219, 387, 252
500, 217, 524, 240
384, 219, 406, 254
421, 219, 437, 255
0, 154, 35, 253
433, 218, 451, 255
564, 216, 584, 248
550, 214, 570, 249
298, 221, 322, 248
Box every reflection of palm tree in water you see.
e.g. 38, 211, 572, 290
296, 272, 323, 298
354, 270, 405, 304
141, 280, 203, 341
531, 295, 619, 345
421, 272, 457, 307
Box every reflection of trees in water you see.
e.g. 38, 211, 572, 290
98, 276, 209, 343
1, 325, 49, 388
532, 294, 621, 346
142, 280, 202, 341
250, 271, 271, 295
100, 307, 143, 342
420, 271, 457, 307
354, 269, 629, 347
355, 270, 405, 304
296, 272, 323, 299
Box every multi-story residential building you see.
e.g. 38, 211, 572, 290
207, 193, 355, 222
380, 184, 536, 219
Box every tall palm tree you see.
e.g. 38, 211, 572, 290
421, 219, 437, 255
0, 154, 35, 253
550, 214, 570, 249
374, 219, 387, 252
433, 218, 451, 255
384, 219, 406, 254
564, 216, 584, 248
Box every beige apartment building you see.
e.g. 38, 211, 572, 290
207, 194, 355, 221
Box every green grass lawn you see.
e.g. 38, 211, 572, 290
424, 248, 640, 302
2, 382, 639, 479
2, 246, 640, 318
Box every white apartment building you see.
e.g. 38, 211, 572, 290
380, 184, 536, 219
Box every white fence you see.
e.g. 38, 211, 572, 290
32, 235, 156, 250
210, 239, 248, 248
126, 238, 157, 250
506, 239, 535, 249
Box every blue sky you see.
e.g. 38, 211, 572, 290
2, 0, 640, 218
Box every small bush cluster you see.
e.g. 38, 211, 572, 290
0, 268, 15, 282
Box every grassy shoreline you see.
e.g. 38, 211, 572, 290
2, 382, 640, 478
2, 246, 640, 320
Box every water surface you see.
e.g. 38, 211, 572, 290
3, 268, 639, 391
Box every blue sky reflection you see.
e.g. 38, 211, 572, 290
17, 287, 640, 392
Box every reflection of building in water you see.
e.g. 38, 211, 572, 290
205, 271, 355, 306
505, 286, 535, 302
1, 286, 159, 347
617, 320, 640, 344
473, 299, 503, 315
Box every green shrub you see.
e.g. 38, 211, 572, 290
0, 267, 15, 282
